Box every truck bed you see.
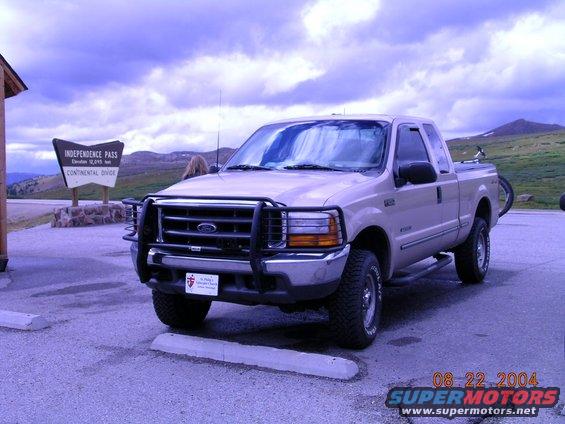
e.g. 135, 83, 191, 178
453, 162, 495, 173
453, 161, 499, 232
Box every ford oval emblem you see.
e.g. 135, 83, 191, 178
197, 222, 217, 233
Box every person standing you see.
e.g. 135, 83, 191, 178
181, 155, 209, 180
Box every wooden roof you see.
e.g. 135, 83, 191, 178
0, 54, 27, 98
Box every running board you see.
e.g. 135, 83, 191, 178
386, 254, 453, 287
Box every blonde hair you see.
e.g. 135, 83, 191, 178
182, 155, 209, 180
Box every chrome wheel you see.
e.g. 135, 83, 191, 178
477, 232, 487, 271
362, 273, 377, 329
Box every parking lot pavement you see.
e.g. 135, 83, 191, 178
1, 211, 563, 423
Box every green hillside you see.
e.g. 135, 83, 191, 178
28, 166, 185, 201
447, 131, 565, 209
19, 131, 565, 209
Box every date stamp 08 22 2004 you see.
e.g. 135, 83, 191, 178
385, 371, 560, 419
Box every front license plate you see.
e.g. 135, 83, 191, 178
185, 272, 219, 296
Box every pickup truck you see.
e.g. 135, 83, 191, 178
124, 115, 499, 349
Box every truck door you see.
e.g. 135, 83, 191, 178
422, 123, 460, 248
392, 124, 444, 268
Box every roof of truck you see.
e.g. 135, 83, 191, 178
268, 114, 435, 125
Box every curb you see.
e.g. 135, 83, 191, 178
508, 209, 563, 215
151, 333, 359, 380
0, 310, 50, 331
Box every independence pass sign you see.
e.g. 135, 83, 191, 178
52, 138, 124, 189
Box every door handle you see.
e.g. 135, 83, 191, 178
437, 186, 442, 204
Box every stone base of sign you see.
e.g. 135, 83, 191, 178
51, 203, 126, 228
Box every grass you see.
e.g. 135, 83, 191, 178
8, 213, 52, 233
448, 131, 565, 209
27, 167, 184, 201
17, 131, 565, 210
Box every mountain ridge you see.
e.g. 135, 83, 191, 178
8, 147, 236, 197
8, 118, 565, 199
450, 118, 565, 141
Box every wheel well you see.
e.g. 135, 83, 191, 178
351, 226, 391, 279
476, 197, 491, 228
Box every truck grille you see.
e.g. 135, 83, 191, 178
156, 202, 284, 255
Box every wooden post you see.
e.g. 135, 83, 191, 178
102, 186, 109, 205
71, 187, 79, 207
0, 68, 7, 271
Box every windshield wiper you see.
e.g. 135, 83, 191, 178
283, 163, 344, 171
226, 164, 272, 171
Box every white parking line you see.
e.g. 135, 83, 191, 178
0, 310, 50, 331
151, 333, 359, 380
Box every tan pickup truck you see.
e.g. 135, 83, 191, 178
124, 115, 499, 348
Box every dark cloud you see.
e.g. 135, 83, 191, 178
360, 0, 556, 43
6, 0, 306, 101
2, 0, 564, 172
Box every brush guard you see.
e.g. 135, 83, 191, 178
123, 195, 347, 293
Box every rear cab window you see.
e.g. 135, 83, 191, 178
423, 123, 451, 174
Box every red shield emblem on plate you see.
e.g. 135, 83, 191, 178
187, 275, 196, 288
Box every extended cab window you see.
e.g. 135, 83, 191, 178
423, 123, 450, 173
395, 125, 429, 167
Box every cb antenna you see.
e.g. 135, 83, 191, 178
215, 89, 222, 167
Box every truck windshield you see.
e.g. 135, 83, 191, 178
225, 120, 389, 172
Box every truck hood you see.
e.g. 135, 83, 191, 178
158, 170, 370, 206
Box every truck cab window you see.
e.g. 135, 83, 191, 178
395, 125, 430, 167
423, 123, 450, 173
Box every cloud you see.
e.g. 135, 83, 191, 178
147, 52, 325, 107
302, 0, 381, 41
2, 0, 564, 172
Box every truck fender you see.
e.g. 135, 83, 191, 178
472, 184, 495, 228
343, 207, 394, 280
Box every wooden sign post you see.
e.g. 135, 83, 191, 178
52, 139, 124, 206
71, 187, 79, 207
1, 54, 28, 272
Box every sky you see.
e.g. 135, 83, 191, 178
1, 0, 564, 174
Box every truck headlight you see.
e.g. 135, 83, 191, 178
287, 211, 341, 247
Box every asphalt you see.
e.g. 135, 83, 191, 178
0, 210, 563, 423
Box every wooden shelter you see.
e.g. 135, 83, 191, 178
0, 54, 28, 271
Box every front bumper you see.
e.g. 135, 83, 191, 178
131, 243, 350, 304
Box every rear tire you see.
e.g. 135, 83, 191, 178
454, 218, 490, 284
328, 249, 383, 349
498, 175, 514, 217
152, 290, 211, 328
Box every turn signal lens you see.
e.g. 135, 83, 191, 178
288, 216, 340, 247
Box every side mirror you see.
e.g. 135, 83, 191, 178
398, 161, 437, 185
208, 164, 220, 174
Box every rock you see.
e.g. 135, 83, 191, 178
516, 194, 534, 202
51, 203, 126, 228
70, 207, 82, 217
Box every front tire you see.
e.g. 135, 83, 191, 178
454, 218, 490, 284
328, 249, 383, 349
152, 290, 211, 328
